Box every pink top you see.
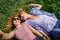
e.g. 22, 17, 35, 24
13, 22, 36, 40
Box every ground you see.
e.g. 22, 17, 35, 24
0, 0, 60, 40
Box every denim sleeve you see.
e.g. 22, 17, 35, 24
25, 20, 49, 35
30, 6, 57, 19
40, 10, 57, 18
29, 6, 43, 15
25, 20, 42, 30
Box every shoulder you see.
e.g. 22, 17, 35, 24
21, 22, 30, 26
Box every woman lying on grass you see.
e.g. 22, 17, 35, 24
0, 12, 50, 40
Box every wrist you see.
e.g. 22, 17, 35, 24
0, 33, 3, 38
27, 4, 31, 7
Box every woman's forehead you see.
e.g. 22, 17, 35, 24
14, 17, 18, 18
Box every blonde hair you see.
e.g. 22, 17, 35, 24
4, 8, 24, 30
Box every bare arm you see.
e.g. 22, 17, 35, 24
27, 25, 43, 37
38, 30, 51, 40
27, 24, 51, 40
27, 4, 42, 9
1, 31, 14, 39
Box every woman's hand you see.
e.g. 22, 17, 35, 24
42, 35, 51, 40
0, 30, 4, 37
27, 3, 42, 9
38, 30, 51, 40
0, 30, 4, 34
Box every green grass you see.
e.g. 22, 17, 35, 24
0, 0, 60, 40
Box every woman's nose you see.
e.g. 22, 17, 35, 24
15, 20, 18, 22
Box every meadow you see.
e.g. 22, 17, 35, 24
0, 0, 60, 40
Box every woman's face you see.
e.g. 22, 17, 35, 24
13, 17, 21, 26
20, 12, 28, 20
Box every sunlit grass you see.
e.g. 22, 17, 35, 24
0, 0, 60, 40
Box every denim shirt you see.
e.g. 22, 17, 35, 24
26, 6, 58, 32
30, 6, 57, 19
26, 20, 49, 35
